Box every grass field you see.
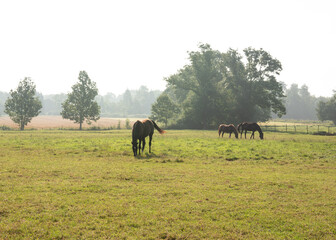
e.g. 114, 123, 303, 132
0, 130, 335, 239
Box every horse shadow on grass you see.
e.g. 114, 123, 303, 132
225, 156, 239, 161
132, 152, 159, 159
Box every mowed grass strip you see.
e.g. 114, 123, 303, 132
0, 130, 335, 239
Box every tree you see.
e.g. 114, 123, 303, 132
61, 71, 100, 130
284, 84, 318, 120
166, 44, 224, 128
165, 44, 286, 129
316, 91, 336, 125
243, 47, 286, 118
4, 77, 42, 130
150, 94, 179, 127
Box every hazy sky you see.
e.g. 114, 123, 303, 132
0, 0, 335, 97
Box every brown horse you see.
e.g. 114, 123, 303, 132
218, 124, 239, 138
132, 119, 166, 156
237, 122, 263, 139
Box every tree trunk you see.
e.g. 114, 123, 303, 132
79, 122, 82, 130
20, 122, 24, 131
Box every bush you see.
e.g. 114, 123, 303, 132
0, 125, 13, 130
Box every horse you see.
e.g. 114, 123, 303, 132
131, 119, 166, 156
237, 122, 264, 139
218, 124, 238, 138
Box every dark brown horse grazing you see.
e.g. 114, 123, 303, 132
237, 122, 264, 139
132, 119, 166, 156
218, 124, 238, 138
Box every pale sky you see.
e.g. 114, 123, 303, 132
0, 0, 335, 97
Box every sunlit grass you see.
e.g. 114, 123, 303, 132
0, 130, 335, 239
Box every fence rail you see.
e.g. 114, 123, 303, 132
260, 124, 336, 135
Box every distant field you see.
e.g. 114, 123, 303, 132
1, 116, 334, 133
0, 130, 335, 239
0, 116, 140, 130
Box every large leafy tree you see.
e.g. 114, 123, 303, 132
61, 71, 100, 130
166, 44, 224, 128
316, 91, 336, 125
5, 77, 42, 130
164, 44, 286, 129
243, 47, 285, 118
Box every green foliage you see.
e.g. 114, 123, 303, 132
150, 94, 179, 127
243, 47, 285, 117
167, 44, 224, 128
0, 125, 13, 130
16, 86, 161, 118
317, 91, 336, 125
0, 130, 335, 239
4, 78, 42, 130
61, 71, 100, 130
164, 44, 286, 129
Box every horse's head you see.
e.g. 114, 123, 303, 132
259, 132, 264, 140
132, 141, 137, 156
237, 123, 242, 133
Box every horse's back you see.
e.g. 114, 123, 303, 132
219, 124, 237, 132
242, 122, 260, 130
142, 119, 154, 137
132, 120, 144, 139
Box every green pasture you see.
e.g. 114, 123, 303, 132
0, 130, 335, 239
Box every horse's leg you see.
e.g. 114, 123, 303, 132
244, 130, 247, 139
138, 139, 141, 155
142, 138, 146, 153
149, 134, 153, 153
250, 131, 254, 139
229, 132, 231, 138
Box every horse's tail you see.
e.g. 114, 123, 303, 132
218, 125, 222, 136
152, 120, 166, 134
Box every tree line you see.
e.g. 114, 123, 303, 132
150, 44, 336, 128
0, 76, 161, 130
1, 44, 335, 130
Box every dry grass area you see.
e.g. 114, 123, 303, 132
0, 116, 141, 129
261, 121, 309, 126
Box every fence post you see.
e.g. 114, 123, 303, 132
318, 125, 319, 133
294, 125, 296, 133
328, 126, 330, 134
286, 124, 287, 132
307, 125, 308, 134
